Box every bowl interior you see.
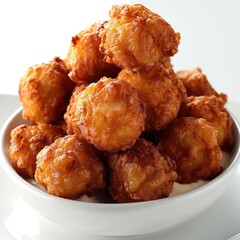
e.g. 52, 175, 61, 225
1, 107, 240, 206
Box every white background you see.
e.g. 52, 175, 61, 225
0, 0, 239, 102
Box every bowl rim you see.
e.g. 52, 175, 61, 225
1, 106, 240, 210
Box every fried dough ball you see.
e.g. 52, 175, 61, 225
35, 135, 105, 199
64, 21, 119, 84
64, 84, 87, 140
75, 77, 146, 153
179, 95, 233, 150
176, 68, 227, 102
99, 4, 180, 71
19, 57, 75, 124
107, 138, 177, 203
118, 63, 186, 131
9, 124, 66, 178
158, 117, 223, 183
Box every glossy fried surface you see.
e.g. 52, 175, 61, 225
179, 95, 233, 149
11, 3, 234, 204
107, 138, 177, 203
99, 4, 180, 71
9, 124, 65, 178
76, 77, 146, 153
19, 57, 75, 124
176, 68, 227, 101
64, 84, 87, 140
64, 22, 119, 84
118, 63, 186, 131
35, 135, 105, 199
158, 117, 222, 183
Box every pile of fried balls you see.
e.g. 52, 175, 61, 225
9, 4, 233, 203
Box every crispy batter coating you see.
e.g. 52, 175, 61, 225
11, 4, 233, 203
107, 138, 177, 203
19, 57, 75, 124
75, 77, 146, 153
158, 117, 223, 183
99, 4, 180, 71
176, 68, 227, 102
64, 84, 87, 140
35, 135, 105, 199
64, 22, 119, 84
179, 96, 233, 150
9, 124, 66, 178
118, 63, 186, 131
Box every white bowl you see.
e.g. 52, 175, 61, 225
1, 107, 240, 237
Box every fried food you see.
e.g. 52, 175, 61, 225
179, 95, 233, 149
19, 57, 75, 124
64, 84, 87, 140
35, 135, 105, 199
176, 68, 227, 102
64, 22, 119, 85
158, 117, 222, 183
10, 3, 234, 203
99, 4, 180, 71
75, 77, 146, 153
9, 124, 66, 178
118, 63, 186, 131
107, 138, 177, 203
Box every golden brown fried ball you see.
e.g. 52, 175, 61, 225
64, 21, 119, 85
176, 68, 227, 102
118, 63, 186, 131
107, 138, 177, 203
35, 135, 105, 199
75, 77, 146, 153
179, 95, 233, 150
158, 117, 223, 183
64, 84, 87, 140
99, 4, 180, 71
19, 57, 75, 124
9, 124, 66, 178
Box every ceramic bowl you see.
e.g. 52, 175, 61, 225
1, 107, 240, 237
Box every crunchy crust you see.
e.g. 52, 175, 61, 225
99, 4, 180, 71
9, 124, 66, 178
64, 21, 119, 84
158, 117, 223, 183
176, 68, 227, 101
64, 84, 87, 139
179, 95, 233, 149
118, 63, 186, 131
35, 135, 105, 199
19, 57, 75, 124
77, 77, 146, 152
107, 138, 177, 203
